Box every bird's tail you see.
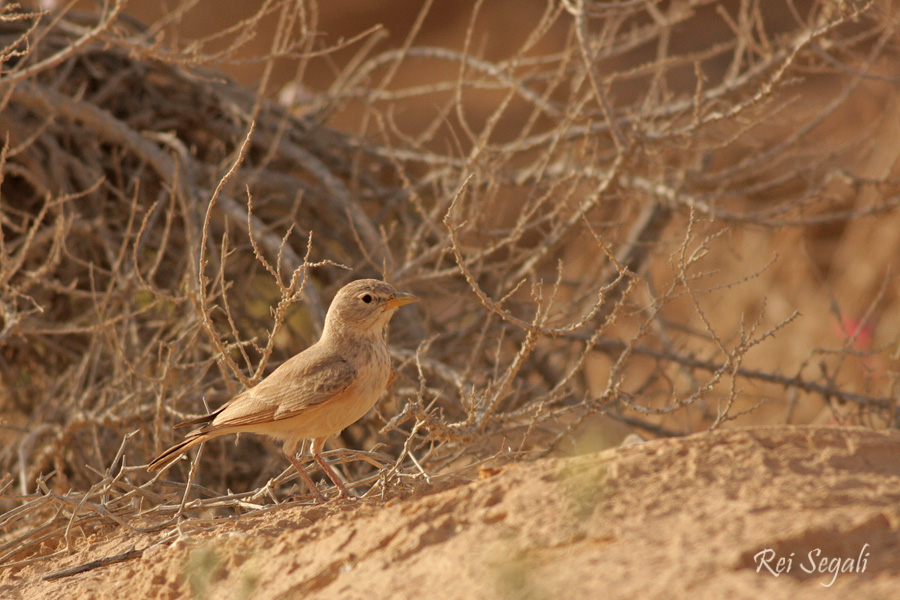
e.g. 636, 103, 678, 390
147, 431, 207, 472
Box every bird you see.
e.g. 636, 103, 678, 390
147, 278, 417, 501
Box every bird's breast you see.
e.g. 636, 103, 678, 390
349, 337, 391, 398
299, 336, 391, 437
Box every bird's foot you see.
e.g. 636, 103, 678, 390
314, 454, 359, 500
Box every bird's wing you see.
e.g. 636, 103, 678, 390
210, 348, 357, 429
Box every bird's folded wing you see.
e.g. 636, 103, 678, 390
211, 351, 358, 428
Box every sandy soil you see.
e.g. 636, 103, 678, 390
3, 425, 900, 599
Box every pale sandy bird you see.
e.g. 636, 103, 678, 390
147, 279, 417, 501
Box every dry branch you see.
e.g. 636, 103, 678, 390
1, 0, 899, 571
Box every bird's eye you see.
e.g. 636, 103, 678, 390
361, 294, 373, 304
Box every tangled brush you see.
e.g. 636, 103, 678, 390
2, 0, 899, 569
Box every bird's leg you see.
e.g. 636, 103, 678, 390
314, 455, 354, 499
311, 437, 356, 499
286, 452, 326, 503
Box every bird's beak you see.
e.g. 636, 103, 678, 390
384, 292, 418, 309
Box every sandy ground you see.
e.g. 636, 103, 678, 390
3, 425, 900, 599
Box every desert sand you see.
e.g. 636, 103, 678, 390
2, 2, 900, 599
3, 425, 899, 599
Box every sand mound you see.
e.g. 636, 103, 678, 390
4, 425, 899, 599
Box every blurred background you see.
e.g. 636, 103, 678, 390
2, 0, 899, 507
